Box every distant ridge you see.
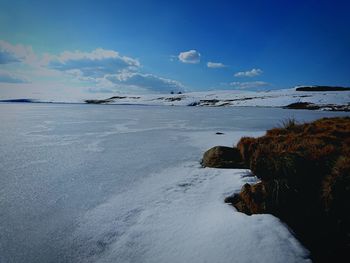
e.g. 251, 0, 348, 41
296, 86, 350, 92
0, 99, 35, 103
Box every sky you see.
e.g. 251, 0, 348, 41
0, 0, 349, 100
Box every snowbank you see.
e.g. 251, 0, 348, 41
69, 162, 310, 263
67, 130, 310, 263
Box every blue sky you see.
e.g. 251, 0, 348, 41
0, 0, 349, 98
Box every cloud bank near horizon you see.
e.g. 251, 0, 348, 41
0, 40, 186, 94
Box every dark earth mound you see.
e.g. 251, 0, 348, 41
283, 102, 350, 112
203, 117, 350, 263
296, 86, 350, 92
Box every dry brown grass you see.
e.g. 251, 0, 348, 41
238, 117, 350, 181
323, 156, 350, 215
229, 117, 350, 262
236, 137, 257, 166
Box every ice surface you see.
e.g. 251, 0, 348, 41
1, 103, 348, 263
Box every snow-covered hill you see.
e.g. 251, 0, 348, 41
85, 88, 350, 111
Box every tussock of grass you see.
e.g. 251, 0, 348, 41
227, 117, 350, 262
236, 137, 257, 166
281, 117, 298, 129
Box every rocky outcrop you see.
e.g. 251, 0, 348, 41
283, 102, 321, 110
283, 102, 350, 111
85, 96, 140, 104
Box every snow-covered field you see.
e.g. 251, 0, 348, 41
84, 88, 350, 109
2, 87, 349, 110
1, 103, 349, 263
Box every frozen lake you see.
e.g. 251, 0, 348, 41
1, 103, 348, 263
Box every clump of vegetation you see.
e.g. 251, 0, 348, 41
295, 86, 350, 92
223, 117, 350, 262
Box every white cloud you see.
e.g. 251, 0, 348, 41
45, 48, 185, 93
229, 81, 269, 89
207, 62, 225, 68
47, 48, 140, 78
0, 40, 37, 65
234, 68, 263, 77
0, 41, 186, 95
105, 72, 185, 93
0, 70, 29, 83
178, 50, 201, 64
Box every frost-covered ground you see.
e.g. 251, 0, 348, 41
1, 104, 349, 263
84, 88, 350, 108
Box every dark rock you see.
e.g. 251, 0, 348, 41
187, 101, 199, 106
85, 99, 111, 104
165, 97, 183, 102
201, 146, 245, 168
284, 102, 350, 112
216, 132, 224, 135
108, 96, 127, 99
199, 99, 220, 106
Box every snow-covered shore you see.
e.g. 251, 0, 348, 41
68, 130, 310, 263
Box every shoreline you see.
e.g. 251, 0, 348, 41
1, 100, 349, 112
202, 117, 350, 262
